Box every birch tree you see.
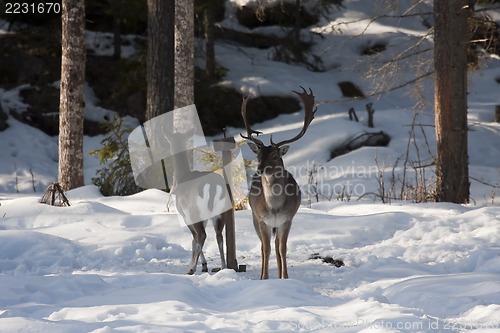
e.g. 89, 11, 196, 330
58, 0, 85, 191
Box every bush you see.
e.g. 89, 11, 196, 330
89, 116, 142, 196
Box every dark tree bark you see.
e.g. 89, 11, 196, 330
434, 0, 470, 203
113, 15, 122, 59
58, 0, 85, 191
292, 0, 302, 61
146, 0, 174, 120
204, 2, 216, 80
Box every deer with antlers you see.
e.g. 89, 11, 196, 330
241, 87, 316, 279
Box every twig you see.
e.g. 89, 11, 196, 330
318, 72, 434, 106
348, 107, 359, 122
357, 191, 384, 202
474, 5, 500, 13
340, 12, 433, 41
166, 191, 173, 212
30, 168, 36, 192
14, 163, 19, 194
470, 176, 500, 188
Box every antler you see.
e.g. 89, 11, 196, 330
240, 95, 264, 146
271, 86, 316, 147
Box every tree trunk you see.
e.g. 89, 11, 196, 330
204, 2, 216, 80
433, 0, 470, 203
292, 0, 302, 61
175, 0, 194, 109
113, 15, 121, 59
146, 0, 174, 120
58, 0, 85, 191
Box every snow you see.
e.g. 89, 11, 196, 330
1, 1, 500, 332
85, 30, 142, 59
0, 191, 499, 332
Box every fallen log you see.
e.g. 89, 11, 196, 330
330, 131, 391, 159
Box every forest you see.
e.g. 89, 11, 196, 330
0, 1, 499, 332
0, 0, 499, 202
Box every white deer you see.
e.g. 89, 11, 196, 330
165, 129, 231, 275
241, 87, 316, 279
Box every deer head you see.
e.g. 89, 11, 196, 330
241, 87, 316, 177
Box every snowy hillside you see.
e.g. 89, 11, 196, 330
1, 0, 500, 332
1, 187, 499, 332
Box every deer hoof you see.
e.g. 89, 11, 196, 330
187, 269, 195, 275
202, 263, 208, 272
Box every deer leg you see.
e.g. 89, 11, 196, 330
276, 221, 291, 279
253, 215, 272, 279
200, 250, 208, 272
213, 216, 226, 269
188, 238, 198, 275
260, 240, 271, 280
277, 233, 289, 279
275, 235, 283, 278
259, 223, 272, 280
187, 223, 207, 275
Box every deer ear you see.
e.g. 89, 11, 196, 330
279, 145, 289, 156
247, 142, 260, 154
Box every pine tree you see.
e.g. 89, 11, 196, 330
90, 117, 142, 196
175, 0, 194, 109
58, 0, 85, 191
146, 0, 174, 120
433, 0, 471, 203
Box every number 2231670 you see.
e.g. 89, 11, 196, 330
5, 2, 61, 14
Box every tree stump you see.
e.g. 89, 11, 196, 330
366, 103, 375, 128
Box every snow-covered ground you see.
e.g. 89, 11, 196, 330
1, 187, 499, 332
1, 0, 500, 332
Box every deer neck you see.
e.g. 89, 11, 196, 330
260, 172, 287, 210
172, 150, 195, 183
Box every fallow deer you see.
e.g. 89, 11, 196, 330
241, 87, 316, 279
165, 129, 231, 275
